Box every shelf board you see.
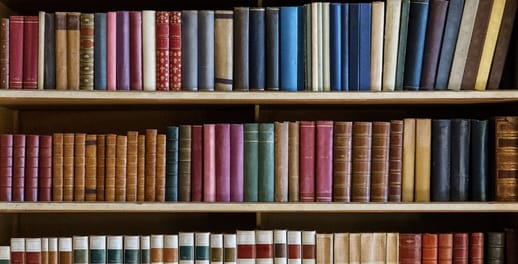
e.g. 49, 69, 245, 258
1, 90, 518, 106
1, 202, 518, 213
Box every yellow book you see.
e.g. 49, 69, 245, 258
402, 118, 416, 202
415, 119, 431, 202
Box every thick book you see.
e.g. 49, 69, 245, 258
495, 117, 518, 201
214, 10, 233, 91
9, 16, 23, 89
194, 233, 208, 264
351, 122, 372, 202
142, 10, 156, 91
156, 135, 166, 202
178, 125, 191, 202
145, 129, 157, 201
233, 7, 249, 91
389, 120, 403, 202
0, 18, 8, 89
487, 232, 504, 264
330, 3, 341, 91
0, 135, 12, 201
10, 238, 24, 264
431, 119, 451, 201
299, 121, 315, 202
126, 132, 138, 202
191, 125, 203, 202
140, 236, 150, 264
349, 3, 372, 91
224, 234, 237, 264
72, 236, 88, 264
203, 124, 216, 202
237, 231, 255, 263
166, 126, 179, 202
58, 238, 72, 264
52, 134, 63, 201
12, 134, 25, 201
287, 231, 301, 264
63, 133, 74, 201
96, 135, 106, 201
24, 135, 39, 202
341, 4, 349, 91
259, 123, 274, 202
90, 236, 106, 264
79, 14, 94, 90
453, 233, 468, 263
470, 233, 484, 264
333, 122, 352, 202
395, 0, 411, 90
361, 233, 386, 264
288, 122, 299, 202
399, 234, 421, 264
181, 10, 197, 91
215, 124, 231, 202
316, 121, 333, 202
67, 12, 80, 90
107, 236, 123, 264
316, 234, 332, 264
23, 16, 38, 89
383, 0, 402, 91
280, 7, 298, 91
422, 234, 437, 264
115, 136, 127, 201
415, 119, 431, 202
129, 11, 142, 91
274, 122, 289, 202
105, 134, 116, 201
39, 135, 52, 201
85, 135, 97, 202
265, 7, 279, 90
471, 120, 489, 201
450, 119, 471, 201
403, 0, 430, 90
255, 230, 273, 263
370, 2, 384, 91
123, 236, 138, 264
25, 238, 41, 264
93, 13, 106, 90
164, 235, 178, 264
115, 11, 130, 90
438, 233, 452, 263
273, 230, 287, 264
250, 8, 265, 91
198, 10, 213, 91
371, 122, 390, 202
210, 234, 223, 264
74, 133, 86, 201
230, 124, 244, 202
349, 233, 360, 264
302, 231, 316, 264
244, 123, 259, 202
402, 119, 416, 202
156, 11, 170, 91
333, 233, 349, 264
169, 11, 181, 90
106, 12, 116, 91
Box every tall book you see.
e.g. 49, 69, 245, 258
166, 127, 179, 202
129, 11, 142, 90
79, 14, 94, 90
106, 12, 116, 91
67, 12, 80, 90
181, 10, 197, 91
25, 135, 39, 202
0, 18, 8, 89
52, 133, 63, 201
402, 119, 416, 202
371, 122, 390, 202
105, 134, 116, 201
203, 124, 216, 202
10, 238, 24, 264
431, 119, 451, 201
145, 129, 157, 201
156, 134, 166, 202
487, 232, 504, 264
215, 124, 231, 202
237, 231, 255, 264
250, 8, 265, 91
214, 10, 233, 91
299, 121, 315, 202
403, 0, 430, 90
55, 13, 67, 90
37, 12, 44, 89
90, 236, 106, 264
23, 16, 38, 89
191, 125, 203, 202
471, 120, 489, 201
97, 135, 106, 201
274, 122, 289, 202
351, 122, 372, 202
301, 231, 315, 264
150, 235, 164, 264
58, 238, 72, 264
169, 11, 181, 90
421, 234, 437, 264
265, 7, 279, 90
9, 16, 23, 89
107, 237, 123, 264
288, 122, 299, 202
389, 120, 403, 202
93, 13, 106, 90
280, 7, 298, 91
195, 233, 209, 264
85, 134, 97, 201
349, 234, 360, 264
25, 238, 41, 264
452, 233, 468, 263
198, 10, 213, 91
333, 233, 349, 264
316, 121, 333, 202
74, 133, 86, 201
156, 11, 170, 91
330, 3, 341, 91
72, 236, 88, 264
178, 125, 191, 202
224, 234, 237, 264
383, 0, 402, 91
349, 3, 372, 91
123, 236, 138, 264
287, 231, 301, 264
165, 235, 179, 264
0, 135, 12, 201
244, 123, 259, 202
360, 233, 386, 264
415, 119, 431, 202
115, 11, 129, 90
311, 2, 319, 91
230, 124, 244, 202
470, 233, 484, 264
386, 233, 399, 264
141, 236, 150, 264
142, 10, 156, 91
399, 234, 421, 264
316, 234, 332, 264
438, 233, 452, 263
233, 7, 249, 91
115, 135, 127, 201
210, 234, 223, 264
256, 230, 273, 264
395, 0, 411, 90
273, 230, 287, 264
370, 2, 384, 91
12, 134, 25, 201
49, 238, 57, 264
322, 3, 330, 91
450, 119, 470, 201
41, 238, 48, 264
126, 131, 138, 202
259, 123, 274, 202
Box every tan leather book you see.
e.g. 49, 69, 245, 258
179, 125, 192, 202
85, 134, 97, 201
214, 10, 233, 91
351, 122, 372, 202
105, 134, 116, 202
52, 133, 64, 201
386, 233, 399, 264
349, 233, 360, 264
55, 12, 68, 90
73, 133, 86, 201
333, 233, 349, 264
115, 135, 127, 201
67, 12, 80, 90
361, 233, 386, 264
389, 120, 403, 202
145, 129, 157, 201
402, 118, 416, 202
316, 234, 333, 264
58, 238, 72, 264
63, 133, 74, 201
156, 134, 166, 202
495, 116, 518, 201
288, 121, 299, 202
333, 121, 352, 202
48, 238, 57, 264
164, 235, 178, 263
96, 135, 106, 201
370, 1, 384, 91
41, 238, 48, 264
126, 131, 138, 202
422, 233, 438, 264
371, 122, 390, 202
274, 121, 289, 202
137, 134, 146, 202
438, 233, 453, 263
415, 119, 431, 202
383, 0, 402, 91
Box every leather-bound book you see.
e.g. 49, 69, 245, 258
41, 238, 48, 264
255, 230, 273, 263
96, 135, 106, 201
72, 236, 88, 264
107, 236, 123, 264
237, 231, 255, 263
9, 16, 23, 89
25, 135, 39, 202
352, 122, 372, 202
403, 0, 430, 90
371, 122, 390, 202
349, 233, 360, 263
191, 125, 203, 202
156, 11, 170, 91
402, 120, 417, 196
399, 234, 421, 264
273, 230, 286, 264
204, 124, 216, 202
450, 119, 470, 201
244, 123, 259, 202
214, 10, 233, 91
137, 135, 145, 202
250, 8, 265, 91
279, 6, 298, 91
316, 234, 333, 264
198, 10, 213, 91
259, 123, 274, 202
74, 133, 86, 201
387, 233, 399, 264
145, 129, 157, 201
470, 232, 484, 264
178, 125, 191, 202
316, 121, 333, 202
37, 13, 44, 89
93, 13, 106, 90
85, 134, 97, 202
0, 18, 8, 89
265, 7, 279, 90
38, 135, 52, 202
494, 117, 518, 200
90, 236, 106, 264
12, 134, 25, 201
165, 126, 179, 202
287, 231, 301, 263
140, 236, 150, 264
0, 135, 12, 201
370, 2, 384, 92
506, 229, 518, 264
274, 122, 289, 202
48, 238, 57, 264
389, 120, 403, 202
126, 131, 138, 202
195, 233, 209, 263
383, 0, 402, 91
333, 233, 349, 264
288, 122, 300, 202
230, 124, 244, 202
431, 119, 451, 201
52, 133, 64, 201
233, 7, 249, 91
115, 11, 129, 90
224, 234, 237, 264
164, 235, 178, 264
105, 134, 116, 202
169, 11, 181, 91
453, 233, 468, 263
422, 234, 437, 264
156, 134, 166, 202
471, 120, 489, 201
106, 12, 116, 90
79, 14, 94, 90
123, 236, 138, 264
58, 238, 72, 264
11, 238, 25, 264
487, 232, 504, 264
215, 124, 231, 202
438, 233, 453, 263
142, 10, 156, 91
115, 135, 127, 201
129, 11, 142, 91
23, 16, 38, 89
395, 0, 411, 90
55, 12, 67, 89
300, 121, 315, 202
181, 10, 197, 91
302, 231, 316, 264
210, 234, 223, 264
415, 119, 431, 202
333, 122, 353, 202
26, 238, 41, 264
67, 12, 80, 90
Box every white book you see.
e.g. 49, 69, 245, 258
151, 235, 164, 264
256, 230, 273, 264
194, 233, 209, 264
90, 236, 107, 264
386, 233, 399, 264
0, 246, 10, 262
315, 234, 332, 264
179, 233, 194, 264
107, 236, 123, 264
142, 10, 157, 91
311, 2, 319, 91
273, 230, 287, 264
236, 231, 255, 264
333, 233, 349, 264
383, 0, 402, 91
141, 236, 151, 264
287, 231, 301, 264
370, 1, 385, 92
72, 236, 88, 264
301, 231, 315, 264
223, 234, 236, 264
349, 234, 360, 264
164, 235, 178, 264
210, 234, 223, 264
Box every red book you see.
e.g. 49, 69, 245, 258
25, 238, 41, 264
9, 16, 23, 89
156, 11, 169, 91
12, 135, 25, 201
237, 231, 255, 262
302, 231, 315, 263
129, 11, 142, 90
215, 124, 230, 202
169, 11, 181, 90
299, 121, 315, 202
470, 233, 483, 264
0, 134, 13, 201
106, 12, 116, 91
24, 135, 39, 201
203, 124, 216, 202
287, 231, 301, 263
23, 16, 38, 89
230, 124, 244, 202
438, 233, 453, 263
10, 238, 25, 264
399, 234, 421, 264
255, 231, 273, 261
316, 121, 333, 202
38, 135, 52, 201
191, 125, 203, 201
453, 233, 468, 264
422, 233, 438, 264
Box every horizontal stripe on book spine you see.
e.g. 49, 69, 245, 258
141, 249, 150, 264
275, 244, 286, 258
288, 245, 300, 259
237, 245, 255, 259
195, 246, 209, 260
124, 250, 139, 263
224, 248, 236, 262
73, 250, 88, 263
90, 249, 106, 263
215, 78, 233, 85
107, 250, 123, 263
256, 244, 273, 258
211, 248, 222, 262
179, 246, 193, 260
215, 14, 233, 19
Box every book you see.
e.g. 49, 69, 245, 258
316, 121, 333, 202
304, 4, 312, 91
421, 234, 437, 264
311, 2, 319, 91
58, 238, 72, 264
191, 125, 203, 202
214, 10, 233, 91
388, 120, 403, 202
141, 236, 150, 264
97, 135, 106, 201
150, 235, 163, 264
230, 124, 244, 202
330, 3, 341, 91
450, 119, 470, 201
9, 16, 23, 89
203, 124, 216, 202
487, 232, 504, 264
79, 14, 94, 90
250, 8, 265, 91
280, 7, 298, 91
52, 134, 63, 201
129, 11, 142, 90
288, 122, 299, 202
215, 124, 230, 202
237, 231, 255, 264
399, 234, 421, 264
143, 130, 156, 201
316, 234, 332, 264
415, 119, 431, 202
349, 3, 372, 91
67, 12, 80, 90
195, 233, 209, 264
233, 7, 249, 91
169, 11, 181, 90
349, 233, 360, 264
48, 238, 57, 264
63, 133, 74, 200
299, 121, 315, 202
244, 123, 259, 202
402, 119, 416, 202
0, 134, 12, 201
431, 119, 451, 201
351, 122, 372, 202
256, 230, 273, 263
41, 238, 48, 264
198, 10, 213, 91
90, 236, 106, 264
38, 14, 46, 89
23, 16, 38, 89
438, 233, 452, 263
395, 0, 411, 90
259, 123, 274, 202
470, 233, 484, 264
93, 13, 106, 90
123, 236, 139, 264
224, 234, 236, 264
0, 18, 8, 89
26, 238, 41, 264
386, 233, 399, 264
371, 122, 390, 202
166, 126, 179, 202
73, 133, 86, 201
37, 135, 51, 201
12, 134, 25, 201
156, 134, 166, 202
115, 11, 129, 90
126, 131, 138, 202
403, 0, 430, 90
156, 11, 170, 91
85, 134, 97, 201
142, 10, 156, 91
287, 231, 301, 264
265, 7, 279, 90
452, 233, 468, 263
210, 234, 223, 264
72, 236, 88, 264
105, 134, 116, 201
471, 120, 489, 201
322, 3, 330, 91
10, 238, 24, 264
370, 2, 384, 91
106, 12, 116, 91
107, 237, 123, 264
274, 122, 289, 202
333, 233, 348, 264
333, 122, 352, 202
115, 135, 127, 201
273, 230, 287, 264
182, 10, 198, 91
25, 135, 39, 202
360, 233, 386, 264
341, 4, 349, 91
178, 125, 191, 202
302, 231, 315, 264
137, 135, 145, 202
383, 0, 402, 91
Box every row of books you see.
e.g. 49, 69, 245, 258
2, 0, 516, 92
2, 231, 512, 263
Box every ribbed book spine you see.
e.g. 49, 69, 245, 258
181, 10, 198, 91
90, 236, 106, 264
431, 119, 451, 201
388, 120, 403, 202
54, 13, 67, 90
107, 237, 122, 264
9, 16, 23, 89
230, 124, 244, 202
129, 11, 142, 91
137, 135, 145, 202
164, 235, 178, 264
274, 122, 289, 202
169, 11, 181, 90
453, 233, 468, 263
288, 122, 299, 202
273, 230, 287, 264
234, 7, 249, 91
487, 232, 504, 263
145, 129, 157, 201
93, 13, 106, 90
58, 238, 72, 264
126, 132, 138, 202
12, 134, 25, 201
0, 135, 12, 201
166, 127, 179, 201
216, 124, 231, 202
156, 134, 166, 201
203, 124, 216, 202
52, 134, 63, 201
191, 125, 203, 202
438, 233, 452, 263
0, 18, 9, 89
141, 236, 151, 264
351, 122, 372, 202
85, 135, 97, 201
215, 10, 233, 91
244, 123, 259, 202
123, 236, 139, 264
115, 135, 127, 201
279, 7, 298, 91
194, 233, 209, 264
223, 234, 236, 264
105, 134, 116, 201
10, 238, 24, 264
470, 233, 483, 264
403, 0, 429, 90
96, 135, 106, 201
316, 121, 333, 202
156, 11, 170, 91
67, 13, 80, 90
370, 122, 390, 202
178, 126, 191, 202
333, 122, 352, 202
256, 231, 273, 264
106, 12, 116, 91
300, 121, 315, 202
250, 8, 265, 91
72, 237, 88, 264
197, 10, 213, 91
25, 135, 39, 202
142, 10, 156, 91
73, 133, 86, 201
265, 7, 279, 90
421, 234, 437, 264
179, 233, 194, 264
301, 231, 315, 264
26, 238, 41, 264
37, 12, 44, 89
287, 231, 301, 264
23, 16, 38, 89
210, 234, 223, 264
151, 235, 163, 264
259, 123, 274, 202
37, 136, 51, 201
399, 234, 421, 264
237, 231, 255, 264
79, 14, 94, 90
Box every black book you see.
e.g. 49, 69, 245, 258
450, 119, 470, 201
470, 119, 488, 201
265, 7, 279, 90
431, 119, 451, 201
250, 8, 265, 91
44, 13, 55, 89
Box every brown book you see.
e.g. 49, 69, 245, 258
85, 134, 97, 201
145, 129, 157, 201
156, 134, 166, 202
399, 234, 421, 264
386, 233, 399, 264
67, 12, 80, 90
74, 133, 86, 201
495, 116, 518, 201
63, 133, 74, 201
274, 121, 289, 202
55, 12, 68, 90
333, 121, 352, 202
115, 135, 127, 201
360, 233, 386, 264
137, 134, 146, 202
58, 238, 72, 264
0, 18, 8, 89
316, 234, 332, 264
105, 134, 116, 201
506, 229, 518, 264
178, 125, 192, 202
288, 121, 299, 202
438, 233, 453, 263
453, 233, 468, 264
402, 118, 416, 202
333, 233, 349, 264
415, 119, 431, 202
422, 233, 438, 264
349, 233, 360, 263
126, 131, 138, 202
470, 232, 484, 264
52, 133, 64, 201
371, 122, 390, 202
389, 120, 403, 202
351, 122, 372, 202
96, 135, 106, 201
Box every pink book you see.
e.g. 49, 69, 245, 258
24, 135, 39, 202
203, 124, 215, 202
215, 124, 230, 202
23, 16, 38, 89
230, 124, 244, 202
106, 12, 116, 91
316, 121, 333, 202
191, 125, 203, 201
129, 11, 142, 90
299, 121, 315, 202
0, 134, 13, 201
169, 11, 181, 90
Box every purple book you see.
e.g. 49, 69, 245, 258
230, 124, 244, 202
116, 11, 130, 90
129, 11, 142, 90
216, 124, 230, 202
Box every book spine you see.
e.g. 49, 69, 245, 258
360, 233, 386, 263
352, 122, 372, 202
12, 134, 25, 201
388, 120, 403, 202
422, 234, 437, 264
215, 124, 231, 202
85, 135, 97, 201
233, 7, 249, 91
288, 122, 299, 202
156, 11, 170, 91
223, 234, 236, 264
126, 132, 138, 202
438, 233, 452, 263
265, 7, 279, 91
52, 133, 63, 201
299, 121, 315, 202
26, 238, 41, 264
63, 133, 75, 201
74, 133, 86, 201
24, 135, 39, 202
0, 246, 10, 264
67, 13, 80, 90
137, 135, 145, 202
166, 127, 179, 201
169, 11, 181, 91
194, 233, 209, 264
164, 235, 178, 264
48, 238, 57, 264
40, 139, 55, 197
250, 8, 265, 91
72, 236, 88, 264
329, 3, 341, 91
23, 16, 38, 89
333, 121, 352, 202
322, 3, 330, 91
115, 135, 127, 201
311, 2, 319, 91
470, 233, 484, 264
395, 0, 410, 90
181, 10, 198, 91
470, 120, 489, 201
9, 16, 23, 89
273, 230, 287, 264
431, 119, 451, 201
96, 135, 106, 201
106, 12, 116, 91
450, 119, 470, 201
129, 11, 142, 91
274, 122, 289, 202
79, 14, 94, 90
333, 233, 348, 264
90, 236, 107, 264
145, 129, 157, 201
115, 11, 130, 90
287, 231, 301, 264
316, 121, 333, 202
107, 237, 123, 264
348, 4, 360, 91
0, 18, 8, 89
237, 231, 255, 264
179, 233, 194, 264
402, 119, 416, 202
230, 124, 244, 202
259, 123, 274, 202
383, 0, 401, 91
340, 4, 349, 91
178, 125, 191, 202
10, 238, 24, 264
93, 13, 106, 90
386, 233, 398, 264
296, 5, 304, 92
370, 122, 390, 202
415, 119, 431, 202
210, 234, 223, 264
41, 238, 48, 264
403, 0, 429, 90
151, 235, 164, 264
105, 134, 116, 201
142, 10, 156, 91
487, 232, 504, 263
197, 10, 213, 91
214, 11, 233, 91
256, 230, 273, 263
58, 238, 72, 264
123, 236, 139, 264
38, 13, 45, 89
301, 231, 315, 264
55, 12, 67, 89
191, 125, 203, 202
370, 2, 384, 91
279, 7, 298, 91
315, 234, 332, 264
358, 3, 372, 91
141, 236, 151, 264
452, 233, 468, 263
156, 134, 166, 201
203, 124, 216, 202
0, 135, 12, 201
244, 123, 259, 202
399, 234, 421, 264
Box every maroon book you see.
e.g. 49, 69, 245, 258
203, 124, 216, 202
191, 125, 203, 201
24, 135, 39, 201
470, 232, 484, 264
169, 11, 181, 90
453, 233, 468, 264
9, 16, 23, 89
129, 11, 142, 90
399, 233, 422, 264
0, 134, 13, 201
299, 121, 315, 202
23, 16, 38, 89
12, 134, 26, 201
438, 233, 453, 263
156, 11, 170, 91
215, 124, 231, 202
315, 121, 333, 202
38, 135, 52, 201
230, 124, 244, 202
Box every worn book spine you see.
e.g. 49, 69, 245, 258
12, 135, 25, 201
333, 233, 348, 264
85, 135, 97, 201
216, 124, 231, 202
315, 234, 332, 264
0, 135, 12, 201
250, 8, 265, 91
210, 234, 223, 264
399, 234, 421, 264
431, 119, 451, 201
302, 231, 315, 264
137, 135, 145, 202
96, 135, 106, 201
388, 120, 403, 202
93, 13, 106, 90
141, 236, 151, 264
288, 122, 299, 202
67, 12, 80, 90
487, 232, 504, 264
179, 233, 194, 263
166, 127, 179, 202
156, 135, 166, 202
178, 126, 191, 202
72, 236, 88, 264
79, 14, 94, 90
58, 238, 72, 264
197, 10, 213, 91
169, 11, 181, 91
403, 0, 430, 90
470, 233, 484, 264
24, 135, 39, 202
233, 7, 249, 91
26, 238, 41, 264
129, 11, 142, 91
402, 119, 416, 202
300, 121, 315, 202
215, 10, 233, 91
450, 119, 470, 201
194, 233, 208, 264
316, 121, 333, 202
370, 2, 384, 91
63, 133, 75, 201
126, 131, 138, 202
349, 233, 360, 264
38, 135, 52, 201
280, 7, 298, 91
55, 12, 67, 89
23, 16, 38, 89
287, 231, 301, 264
156, 11, 170, 91
164, 235, 178, 264
256, 230, 273, 263
244, 123, 259, 202
224, 234, 236, 264
395, 0, 410, 90
422, 234, 437, 264
191, 125, 203, 202
0, 18, 8, 89
106, 12, 116, 91
273, 230, 287, 264
142, 10, 156, 91
115, 136, 127, 201
107, 236, 123, 264
105, 134, 116, 201
333, 122, 352, 202
386, 233, 399, 264
438, 233, 452, 263
259, 123, 274, 202
90, 236, 106, 264
452, 233, 468, 263
363, 233, 387, 264
52, 134, 63, 201
230, 124, 244, 202
370, 122, 390, 202
274, 122, 289, 202
383, 0, 401, 91
123, 236, 138, 264
237, 231, 255, 264
471, 120, 488, 201
181, 10, 197, 91
265, 7, 279, 91
9, 16, 23, 89
415, 119, 431, 202
352, 122, 372, 202
203, 124, 216, 202
74, 133, 86, 201
145, 129, 157, 201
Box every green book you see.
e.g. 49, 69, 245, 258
124, 236, 140, 264
195, 232, 210, 262
259, 123, 274, 202
244, 123, 259, 201
179, 232, 194, 262
107, 236, 123, 264
73, 236, 88, 264
395, 0, 411, 90
140, 236, 150, 264
89, 236, 106, 264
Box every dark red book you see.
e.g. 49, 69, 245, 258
129, 11, 142, 90
12, 134, 25, 201
422, 233, 438, 264
9, 16, 24, 89
24, 135, 39, 202
399, 234, 421, 264
299, 121, 315, 202
256, 231, 273, 260
156, 11, 170, 91
38, 135, 52, 202
230, 124, 244, 202
23, 16, 38, 89
315, 121, 333, 202
169, 11, 181, 90
215, 124, 230, 202
10, 238, 25, 264
0, 134, 13, 201
453, 233, 468, 264
470, 232, 484, 264
438, 233, 453, 263
203, 124, 216, 202
191, 125, 203, 201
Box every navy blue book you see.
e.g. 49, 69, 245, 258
434, 0, 465, 90
431, 119, 451, 201
44, 13, 56, 89
280, 7, 298, 91
349, 3, 371, 91
182, 10, 198, 91
330, 3, 341, 91
234, 7, 249, 91
198, 10, 214, 91
250, 8, 265, 91
349, 4, 360, 91
341, 4, 349, 91
166, 126, 179, 201
450, 119, 470, 201
265, 7, 279, 91
470, 120, 488, 201
94, 13, 106, 90
359, 3, 371, 91
403, 0, 430, 90
297, 6, 305, 91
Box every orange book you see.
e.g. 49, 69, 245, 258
126, 131, 138, 202
115, 135, 127, 201
105, 134, 116, 201
156, 134, 166, 202
63, 133, 75, 201
145, 129, 157, 201
85, 134, 97, 201
52, 133, 64, 201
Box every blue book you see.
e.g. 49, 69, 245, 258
280, 7, 298, 91
198, 10, 214, 91
265, 7, 279, 90
250, 8, 265, 91
258, 123, 274, 202
297, 6, 305, 91
182, 10, 198, 91
341, 4, 349, 91
94, 13, 106, 90
330, 3, 341, 91
403, 0, 430, 90
165, 126, 179, 201
358, 3, 371, 91
395, 0, 411, 90
434, 0, 465, 90
349, 4, 360, 91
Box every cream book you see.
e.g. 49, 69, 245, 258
402, 118, 416, 202
415, 119, 431, 202
370, 2, 384, 92
383, 0, 402, 91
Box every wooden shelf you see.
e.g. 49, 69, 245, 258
1, 90, 518, 107
0, 202, 517, 213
